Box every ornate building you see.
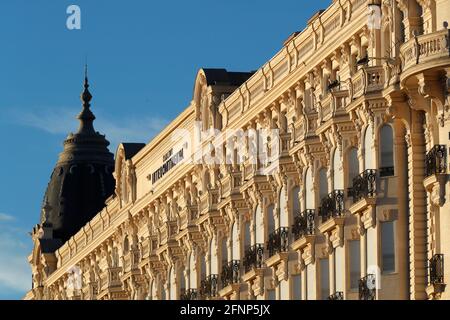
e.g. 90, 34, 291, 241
27, 0, 450, 300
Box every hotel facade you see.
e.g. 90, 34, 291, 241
26, 0, 450, 300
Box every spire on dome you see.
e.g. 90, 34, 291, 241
77, 64, 96, 135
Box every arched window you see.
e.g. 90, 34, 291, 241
305, 168, 314, 209
347, 147, 359, 186
318, 168, 328, 201
379, 125, 394, 177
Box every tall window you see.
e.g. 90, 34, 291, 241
381, 221, 396, 273
200, 255, 207, 279
221, 238, 228, 265
379, 125, 394, 177
320, 258, 330, 299
267, 204, 275, 235
292, 275, 302, 300
292, 186, 300, 214
347, 147, 359, 185
180, 270, 186, 296
244, 221, 251, 251
349, 240, 361, 290
319, 168, 328, 201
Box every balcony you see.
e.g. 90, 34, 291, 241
292, 209, 315, 240
266, 227, 289, 257
243, 244, 264, 273
400, 29, 450, 76
350, 169, 377, 203
328, 291, 344, 300
319, 190, 345, 222
349, 65, 385, 102
425, 145, 447, 177
429, 254, 444, 285
221, 260, 240, 288
427, 254, 446, 299
180, 288, 198, 300
200, 274, 219, 299
359, 274, 376, 300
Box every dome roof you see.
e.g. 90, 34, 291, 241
39, 69, 115, 245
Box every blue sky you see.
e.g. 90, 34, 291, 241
0, 0, 331, 299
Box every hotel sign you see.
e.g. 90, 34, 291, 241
148, 147, 184, 184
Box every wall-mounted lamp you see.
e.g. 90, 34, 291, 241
327, 79, 340, 91
357, 55, 397, 66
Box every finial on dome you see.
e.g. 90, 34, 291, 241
77, 64, 96, 134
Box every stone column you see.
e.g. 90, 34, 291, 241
407, 110, 428, 299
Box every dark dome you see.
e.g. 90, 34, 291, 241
40, 71, 115, 244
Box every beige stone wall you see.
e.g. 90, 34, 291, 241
27, 0, 450, 300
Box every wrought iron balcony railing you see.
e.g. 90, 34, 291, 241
243, 244, 264, 273
328, 291, 344, 300
349, 169, 377, 203
266, 227, 289, 257
200, 274, 219, 298
180, 288, 198, 300
359, 274, 376, 300
425, 145, 447, 177
429, 254, 444, 285
221, 260, 240, 288
292, 209, 315, 240
319, 190, 345, 222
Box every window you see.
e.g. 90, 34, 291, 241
381, 221, 396, 273
348, 147, 359, 184
320, 258, 330, 300
319, 168, 328, 200
292, 275, 302, 300
267, 204, 275, 235
221, 238, 228, 265
379, 125, 394, 177
267, 289, 276, 300
244, 221, 251, 250
349, 240, 361, 290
